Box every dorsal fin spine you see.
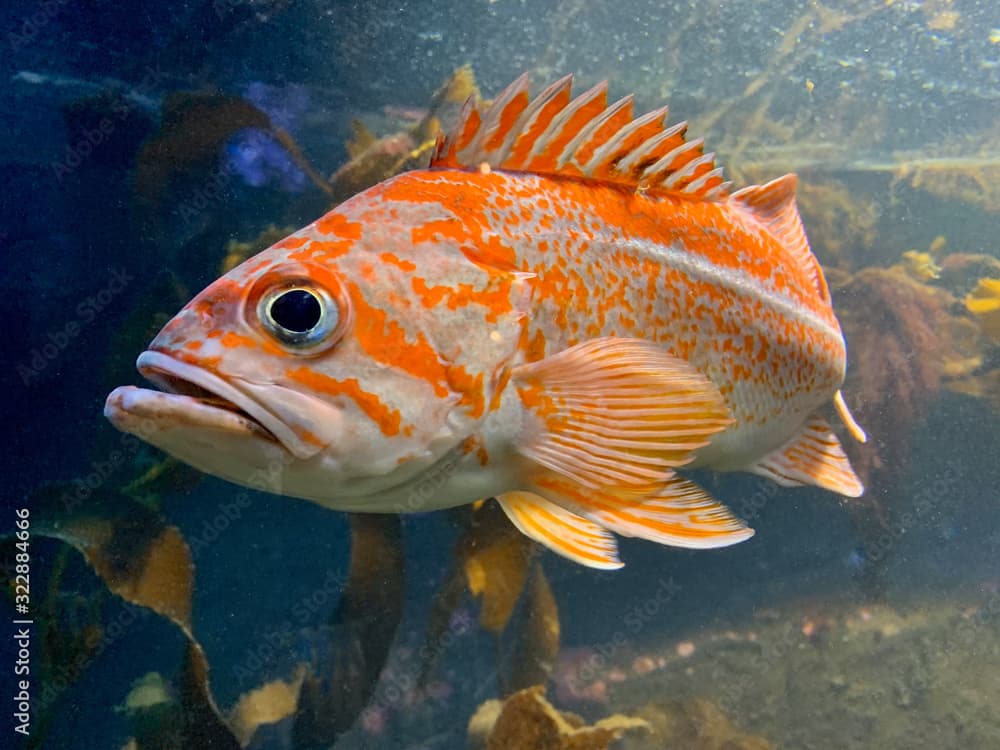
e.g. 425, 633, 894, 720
640, 137, 703, 185
609, 115, 677, 175
430, 74, 731, 201
482, 73, 530, 151
528, 81, 607, 166
446, 97, 480, 160
660, 151, 716, 191
685, 166, 727, 197
457, 73, 529, 164
557, 94, 633, 170
504, 76, 574, 165
575, 98, 635, 167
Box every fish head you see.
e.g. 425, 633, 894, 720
105, 197, 531, 510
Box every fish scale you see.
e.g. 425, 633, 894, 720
365, 167, 843, 463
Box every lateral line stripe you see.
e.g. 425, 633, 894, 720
619, 236, 841, 344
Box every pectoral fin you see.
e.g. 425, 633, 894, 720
496, 491, 623, 570
749, 415, 864, 497
512, 337, 732, 493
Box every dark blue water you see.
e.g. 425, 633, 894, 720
3, 2, 1000, 748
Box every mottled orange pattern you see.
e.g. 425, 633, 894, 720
110, 74, 863, 568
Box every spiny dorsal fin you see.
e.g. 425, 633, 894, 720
730, 175, 830, 302
431, 74, 732, 200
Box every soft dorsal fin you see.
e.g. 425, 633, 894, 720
730, 175, 831, 302
430, 74, 732, 200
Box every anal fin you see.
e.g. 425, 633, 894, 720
532, 473, 754, 550
497, 491, 623, 570
749, 415, 864, 497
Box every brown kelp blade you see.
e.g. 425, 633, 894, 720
499, 560, 561, 696
177, 642, 242, 750
9, 484, 240, 748
417, 501, 542, 690
292, 514, 404, 746
467, 685, 650, 749
12, 488, 408, 747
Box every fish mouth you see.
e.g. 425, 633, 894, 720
125, 350, 309, 457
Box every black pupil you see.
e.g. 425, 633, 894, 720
271, 289, 322, 333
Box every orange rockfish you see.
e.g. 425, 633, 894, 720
105, 74, 866, 569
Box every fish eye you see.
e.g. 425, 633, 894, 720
259, 284, 339, 348
271, 289, 321, 333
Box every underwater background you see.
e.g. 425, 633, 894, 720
3, 0, 1000, 747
